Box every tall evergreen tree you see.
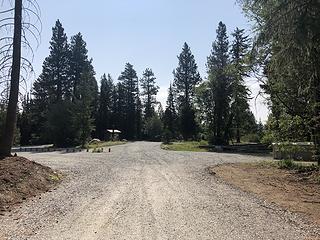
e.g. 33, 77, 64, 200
230, 28, 251, 143
69, 33, 95, 100
34, 20, 71, 103
32, 20, 71, 143
173, 42, 201, 139
96, 74, 114, 140
173, 43, 201, 106
140, 68, 159, 120
118, 63, 139, 140
207, 21, 231, 145
69, 32, 98, 140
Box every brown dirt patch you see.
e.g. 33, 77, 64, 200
209, 162, 320, 226
0, 157, 60, 212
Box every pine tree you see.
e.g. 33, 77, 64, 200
96, 74, 114, 140
19, 94, 32, 146
113, 82, 126, 135
69, 32, 98, 141
207, 21, 231, 145
73, 71, 96, 146
118, 63, 139, 140
136, 90, 143, 140
33, 20, 71, 103
32, 20, 71, 143
239, 0, 320, 163
163, 84, 178, 137
173, 42, 201, 140
230, 28, 251, 143
140, 68, 159, 120
69, 33, 94, 100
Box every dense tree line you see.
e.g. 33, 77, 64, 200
15, 19, 259, 148
238, 0, 320, 163
17, 20, 164, 146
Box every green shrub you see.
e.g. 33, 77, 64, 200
278, 159, 295, 169
278, 159, 319, 172
162, 129, 173, 144
242, 133, 261, 143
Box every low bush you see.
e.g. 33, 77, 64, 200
278, 159, 319, 172
242, 133, 261, 143
278, 159, 296, 170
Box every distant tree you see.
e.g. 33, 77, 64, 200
173, 43, 201, 139
136, 85, 143, 140
140, 68, 159, 120
19, 95, 33, 146
207, 22, 231, 145
163, 84, 178, 137
113, 82, 126, 136
157, 102, 164, 121
230, 28, 251, 143
118, 63, 139, 140
96, 74, 114, 140
144, 115, 163, 141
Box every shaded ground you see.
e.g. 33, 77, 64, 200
0, 142, 319, 239
0, 157, 60, 212
210, 162, 320, 226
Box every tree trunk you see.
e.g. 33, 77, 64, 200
0, 0, 22, 157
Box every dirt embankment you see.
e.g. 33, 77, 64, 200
0, 157, 60, 212
210, 162, 320, 227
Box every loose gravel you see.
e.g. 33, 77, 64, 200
0, 142, 318, 240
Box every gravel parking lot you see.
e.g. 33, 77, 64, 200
0, 142, 318, 240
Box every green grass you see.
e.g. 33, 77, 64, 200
161, 141, 209, 152
278, 159, 319, 172
49, 174, 61, 182
87, 141, 126, 149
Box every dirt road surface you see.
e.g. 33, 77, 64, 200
0, 142, 318, 240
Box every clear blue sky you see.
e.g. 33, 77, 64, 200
31, 0, 269, 122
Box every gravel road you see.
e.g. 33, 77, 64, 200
0, 142, 318, 240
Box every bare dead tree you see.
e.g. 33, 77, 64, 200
0, 0, 41, 157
